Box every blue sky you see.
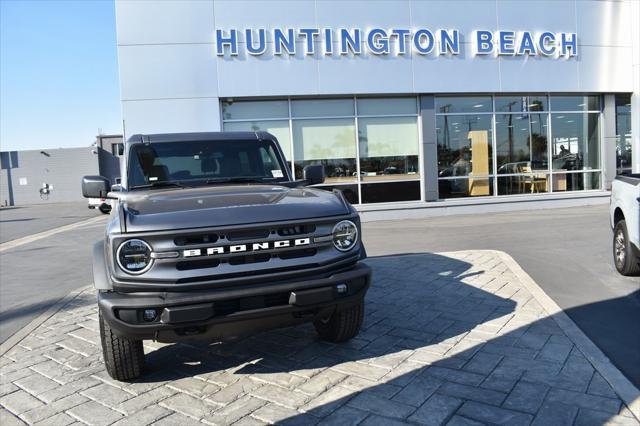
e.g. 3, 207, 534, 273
1, 0, 121, 151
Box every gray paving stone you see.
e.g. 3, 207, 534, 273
81, 382, 135, 407
438, 382, 506, 406
204, 394, 266, 424
0, 252, 637, 426
249, 383, 309, 409
0, 409, 26, 426
33, 412, 76, 426
446, 415, 485, 425
159, 392, 217, 420
153, 412, 204, 426
0, 389, 44, 414
502, 380, 549, 414
111, 405, 173, 425
462, 352, 502, 375
392, 375, 442, 407
301, 385, 355, 418
575, 408, 639, 426
422, 366, 484, 387
317, 406, 369, 426
457, 401, 533, 426
546, 388, 621, 414
408, 393, 462, 425
21, 393, 88, 424
117, 386, 176, 415
347, 392, 415, 420
66, 400, 124, 426
532, 402, 578, 426
587, 372, 619, 399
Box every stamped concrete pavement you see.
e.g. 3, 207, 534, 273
1, 251, 638, 425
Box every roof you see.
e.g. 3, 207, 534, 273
126, 131, 275, 144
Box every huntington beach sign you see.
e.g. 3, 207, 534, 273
215, 28, 578, 58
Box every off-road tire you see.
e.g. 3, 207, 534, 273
99, 204, 112, 215
613, 220, 640, 276
314, 299, 364, 342
99, 310, 144, 381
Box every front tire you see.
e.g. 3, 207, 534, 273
314, 299, 364, 343
99, 310, 144, 381
613, 220, 640, 276
99, 204, 111, 214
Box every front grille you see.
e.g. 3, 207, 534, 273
226, 229, 270, 241
174, 234, 218, 246
278, 248, 317, 260
278, 224, 316, 236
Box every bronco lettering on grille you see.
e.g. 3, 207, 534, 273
182, 238, 311, 258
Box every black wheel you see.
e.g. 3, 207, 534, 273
613, 220, 640, 276
99, 310, 144, 381
99, 204, 112, 214
314, 299, 364, 343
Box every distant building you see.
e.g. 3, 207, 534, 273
0, 135, 123, 206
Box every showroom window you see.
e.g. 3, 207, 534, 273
615, 94, 632, 175
436, 94, 602, 199
222, 97, 420, 204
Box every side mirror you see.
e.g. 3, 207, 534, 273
303, 165, 325, 185
82, 176, 111, 198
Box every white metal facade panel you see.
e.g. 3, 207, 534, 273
115, 0, 635, 135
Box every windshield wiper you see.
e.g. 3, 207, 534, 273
205, 177, 269, 184
130, 181, 188, 190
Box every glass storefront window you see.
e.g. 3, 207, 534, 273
291, 99, 354, 117
495, 95, 548, 113
550, 95, 600, 112
615, 94, 632, 175
223, 120, 292, 162
357, 98, 417, 116
498, 174, 549, 195
439, 177, 494, 198
292, 118, 357, 183
550, 113, 600, 171
436, 114, 493, 178
358, 116, 420, 182
496, 113, 548, 173
435, 96, 492, 114
550, 172, 601, 192
222, 100, 288, 120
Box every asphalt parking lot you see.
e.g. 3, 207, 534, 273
0, 202, 638, 425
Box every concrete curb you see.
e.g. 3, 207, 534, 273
0, 285, 92, 357
492, 250, 640, 421
0, 216, 107, 253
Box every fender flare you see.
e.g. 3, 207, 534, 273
93, 241, 112, 291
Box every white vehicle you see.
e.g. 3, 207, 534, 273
610, 174, 640, 276
88, 197, 112, 214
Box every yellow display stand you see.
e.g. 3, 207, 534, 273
467, 130, 490, 196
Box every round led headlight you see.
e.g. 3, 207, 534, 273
332, 220, 358, 252
116, 239, 153, 274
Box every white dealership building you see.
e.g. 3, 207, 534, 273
114, 0, 639, 213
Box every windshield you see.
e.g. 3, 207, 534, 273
127, 139, 288, 189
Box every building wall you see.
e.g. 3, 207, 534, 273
115, 0, 635, 136
0, 148, 99, 205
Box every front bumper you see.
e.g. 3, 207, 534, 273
98, 262, 371, 342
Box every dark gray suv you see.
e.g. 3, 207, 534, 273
82, 132, 371, 381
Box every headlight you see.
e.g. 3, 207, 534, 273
116, 239, 153, 274
332, 220, 358, 252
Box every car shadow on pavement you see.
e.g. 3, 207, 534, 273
126, 253, 632, 425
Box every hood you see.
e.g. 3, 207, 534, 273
120, 185, 350, 232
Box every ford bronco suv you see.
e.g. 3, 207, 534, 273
81, 132, 371, 381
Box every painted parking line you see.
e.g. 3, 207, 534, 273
0, 216, 108, 253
